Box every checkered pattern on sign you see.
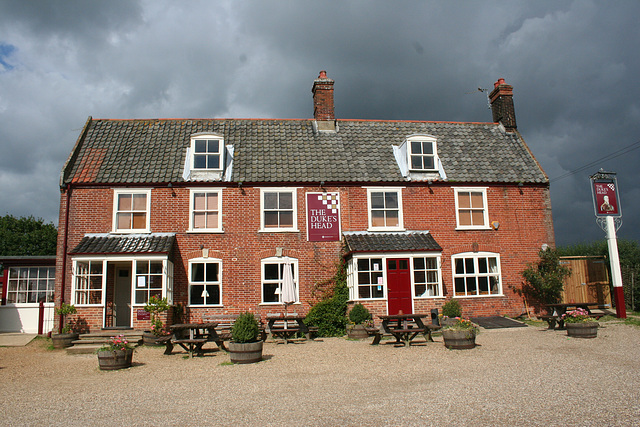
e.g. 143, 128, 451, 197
317, 194, 339, 213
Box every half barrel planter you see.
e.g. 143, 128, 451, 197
566, 322, 599, 339
442, 329, 477, 350
228, 341, 263, 364
97, 349, 134, 370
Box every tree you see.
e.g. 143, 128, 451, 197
0, 215, 58, 256
521, 248, 571, 307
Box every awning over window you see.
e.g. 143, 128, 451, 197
343, 231, 442, 254
70, 233, 176, 255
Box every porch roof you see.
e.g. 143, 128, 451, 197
342, 231, 442, 254
70, 233, 176, 255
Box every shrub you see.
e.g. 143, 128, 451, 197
231, 312, 260, 343
442, 299, 462, 318
55, 303, 77, 333
521, 248, 571, 306
305, 262, 349, 337
144, 296, 170, 336
348, 303, 371, 325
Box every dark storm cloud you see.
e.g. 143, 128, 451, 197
0, 0, 638, 247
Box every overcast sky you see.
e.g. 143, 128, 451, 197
0, 0, 638, 247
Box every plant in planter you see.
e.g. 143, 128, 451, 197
562, 308, 599, 338
96, 334, 135, 370
347, 304, 372, 339
441, 317, 479, 349
51, 303, 79, 349
440, 299, 462, 326
228, 312, 263, 364
143, 296, 171, 345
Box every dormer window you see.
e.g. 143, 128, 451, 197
408, 136, 437, 172
192, 136, 223, 171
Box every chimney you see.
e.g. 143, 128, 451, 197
312, 70, 336, 131
489, 78, 517, 132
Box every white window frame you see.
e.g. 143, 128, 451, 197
454, 187, 490, 230
190, 134, 224, 171
412, 255, 443, 298
365, 187, 405, 231
451, 252, 502, 297
71, 259, 106, 307
112, 189, 151, 233
407, 135, 438, 172
5, 266, 56, 304
259, 188, 299, 232
260, 257, 299, 305
188, 188, 223, 232
188, 258, 223, 307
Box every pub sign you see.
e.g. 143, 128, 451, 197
306, 192, 341, 241
590, 173, 622, 217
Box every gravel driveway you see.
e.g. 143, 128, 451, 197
1, 322, 639, 426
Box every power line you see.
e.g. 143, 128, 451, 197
550, 139, 640, 182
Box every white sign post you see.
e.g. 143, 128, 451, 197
590, 169, 626, 318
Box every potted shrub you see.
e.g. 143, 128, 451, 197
143, 296, 170, 345
562, 308, 598, 338
228, 312, 263, 364
441, 317, 479, 349
51, 303, 79, 349
440, 299, 462, 327
96, 334, 135, 370
347, 303, 372, 339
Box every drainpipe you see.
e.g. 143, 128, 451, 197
59, 183, 72, 333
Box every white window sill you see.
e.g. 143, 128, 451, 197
186, 229, 224, 234
259, 302, 301, 306
258, 228, 300, 233
187, 304, 223, 308
455, 226, 491, 231
111, 230, 151, 234
452, 294, 504, 298
414, 295, 445, 299
366, 227, 406, 232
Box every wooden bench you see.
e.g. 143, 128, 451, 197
368, 324, 441, 345
167, 338, 208, 358
202, 314, 267, 342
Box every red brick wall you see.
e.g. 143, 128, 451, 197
55, 182, 554, 331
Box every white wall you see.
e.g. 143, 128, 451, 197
0, 303, 55, 333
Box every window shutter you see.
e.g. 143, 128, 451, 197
182, 147, 191, 181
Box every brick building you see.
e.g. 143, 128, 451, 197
55, 72, 554, 332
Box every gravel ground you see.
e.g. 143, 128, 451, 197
1, 322, 639, 426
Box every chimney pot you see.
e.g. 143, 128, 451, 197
319, 70, 327, 79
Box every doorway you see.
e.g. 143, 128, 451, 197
386, 258, 412, 315
114, 266, 132, 328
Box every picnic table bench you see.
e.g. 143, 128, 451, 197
202, 314, 267, 342
541, 303, 605, 329
164, 322, 220, 357
371, 314, 441, 346
266, 313, 312, 343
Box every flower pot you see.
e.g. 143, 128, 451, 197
566, 322, 598, 339
347, 324, 369, 339
51, 332, 79, 349
442, 329, 476, 349
228, 341, 263, 364
97, 349, 134, 370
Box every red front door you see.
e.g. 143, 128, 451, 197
387, 258, 412, 315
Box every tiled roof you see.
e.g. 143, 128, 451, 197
343, 231, 442, 253
70, 233, 176, 255
61, 118, 547, 185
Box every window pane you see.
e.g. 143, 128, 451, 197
489, 258, 498, 272
137, 261, 148, 275
357, 259, 370, 271
385, 192, 398, 209
132, 213, 146, 229
205, 212, 218, 228
263, 283, 279, 303
425, 258, 437, 269
411, 141, 422, 154
471, 211, 484, 226
193, 212, 206, 228
415, 284, 426, 296
372, 286, 384, 298
399, 260, 408, 269
279, 193, 293, 210
386, 210, 399, 227
150, 261, 163, 274
279, 211, 293, 227
478, 257, 488, 273
359, 286, 371, 299
206, 192, 218, 209
371, 211, 385, 227
207, 155, 219, 169
194, 154, 206, 169
132, 194, 147, 210
264, 192, 278, 209
455, 259, 464, 274
264, 212, 279, 227
358, 272, 370, 284
388, 260, 397, 270
207, 139, 219, 153
195, 140, 206, 153
192, 263, 204, 282
427, 271, 438, 283
117, 213, 131, 229
205, 263, 218, 282
118, 194, 132, 210
190, 285, 205, 305
465, 258, 474, 273
458, 192, 470, 209
90, 262, 102, 275
466, 277, 477, 294
411, 156, 422, 170
455, 277, 465, 294
423, 157, 434, 170
414, 257, 425, 270
264, 263, 279, 280
370, 192, 384, 209
470, 192, 484, 208
422, 141, 433, 154
414, 271, 426, 283
479, 277, 489, 294
194, 193, 206, 210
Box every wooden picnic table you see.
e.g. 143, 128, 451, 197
542, 303, 603, 329
376, 313, 440, 346
163, 322, 226, 357
267, 314, 309, 343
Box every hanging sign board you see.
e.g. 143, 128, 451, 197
590, 173, 622, 217
306, 192, 341, 241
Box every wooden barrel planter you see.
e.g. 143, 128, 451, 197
142, 331, 166, 346
228, 341, 263, 364
347, 324, 369, 339
97, 349, 134, 370
442, 329, 476, 349
566, 322, 599, 339
51, 333, 79, 349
